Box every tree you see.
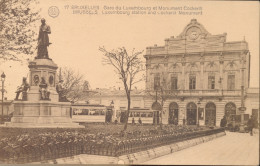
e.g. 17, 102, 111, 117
147, 71, 180, 127
99, 47, 144, 131
57, 67, 87, 103
0, 0, 40, 62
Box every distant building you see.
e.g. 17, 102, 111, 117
0, 99, 13, 116
143, 19, 256, 126
245, 87, 259, 121
87, 88, 146, 110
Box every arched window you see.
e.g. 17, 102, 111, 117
205, 102, 216, 126
225, 102, 236, 121
169, 102, 179, 125
186, 102, 197, 125
152, 102, 162, 124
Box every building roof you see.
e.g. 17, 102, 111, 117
144, 19, 248, 57
246, 87, 259, 94
87, 88, 146, 97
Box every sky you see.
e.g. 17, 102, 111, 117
0, 0, 259, 99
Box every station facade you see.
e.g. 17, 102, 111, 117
84, 19, 258, 127
144, 19, 252, 126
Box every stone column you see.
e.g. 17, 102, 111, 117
219, 53, 224, 96
239, 52, 247, 124
200, 61, 204, 95
181, 55, 186, 90
199, 53, 204, 91
146, 60, 151, 90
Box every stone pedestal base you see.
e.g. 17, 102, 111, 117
4, 122, 84, 128
4, 100, 84, 128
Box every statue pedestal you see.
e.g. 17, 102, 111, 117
4, 58, 84, 128
5, 100, 83, 128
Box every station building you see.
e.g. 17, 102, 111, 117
143, 19, 255, 126
83, 19, 258, 127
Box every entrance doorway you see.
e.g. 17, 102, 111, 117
225, 102, 236, 123
169, 102, 178, 125
186, 102, 197, 125
205, 102, 216, 126
152, 102, 162, 125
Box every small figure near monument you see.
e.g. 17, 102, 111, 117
247, 115, 255, 136
15, 77, 30, 101
220, 115, 227, 128
39, 77, 50, 100
138, 118, 142, 125
36, 18, 51, 59
132, 118, 135, 125
56, 80, 69, 102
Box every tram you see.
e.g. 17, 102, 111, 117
71, 104, 113, 123
119, 108, 154, 124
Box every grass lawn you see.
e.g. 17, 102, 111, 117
0, 123, 206, 138
0, 123, 153, 138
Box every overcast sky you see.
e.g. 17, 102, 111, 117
0, 0, 259, 99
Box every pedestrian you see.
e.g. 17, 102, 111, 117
247, 115, 254, 136
220, 115, 227, 128
138, 118, 142, 125
132, 118, 135, 125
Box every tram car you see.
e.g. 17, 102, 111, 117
119, 108, 154, 124
71, 104, 113, 123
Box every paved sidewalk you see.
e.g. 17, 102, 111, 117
143, 131, 259, 165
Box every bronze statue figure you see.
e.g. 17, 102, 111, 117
56, 80, 69, 102
15, 77, 30, 101
39, 77, 50, 100
36, 18, 51, 59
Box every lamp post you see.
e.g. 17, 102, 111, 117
1, 72, 6, 122
197, 100, 201, 126
155, 85, 163, 127
109, 100, 114, 122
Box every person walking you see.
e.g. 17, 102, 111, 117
220, 115, 227, 128
138, 118, 142, 125
247, 115, 254, 136
132, 118, 135, 125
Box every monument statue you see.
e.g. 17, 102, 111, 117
56, 80, 69, 102
15, 77, 30, 101
39, 77, 50, 100
36, 18, 51, 59
6, 17, 83, 128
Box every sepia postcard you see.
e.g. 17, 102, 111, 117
0, 0, 259, 165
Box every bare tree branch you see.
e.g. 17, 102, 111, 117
99, 46, 144, 131
57, 67, 87, 103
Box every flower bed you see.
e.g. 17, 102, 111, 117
0, 125, 224, 164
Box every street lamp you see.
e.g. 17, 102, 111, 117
1, 72, 6, 122
197, 100, 201, 126
109, 100, 114, 122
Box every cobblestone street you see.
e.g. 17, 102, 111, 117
144, 131, 259, 165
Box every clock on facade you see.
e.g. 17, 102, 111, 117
187, 27, 201, 40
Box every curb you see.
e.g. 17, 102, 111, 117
32, 131, 226, 164
116, 131, 226, 164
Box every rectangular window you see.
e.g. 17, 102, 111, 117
171, 76, 178, 90
189, 75, 196, 90
208, 76, 215, 89
227, 75, 235, 90
154, 75, 160, 90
